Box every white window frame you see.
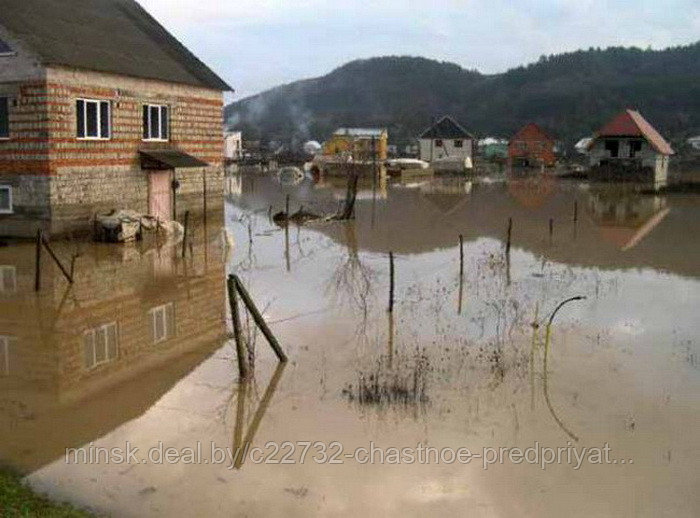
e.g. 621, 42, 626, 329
76, 98, 111, 140
0, 96, 9, 140
143, 104, 169, 142
149, 302, 175, 344
0, 185, 12, 214
83, 322, 119, 370
0, 265, 17, 293
0, 336, 10, 376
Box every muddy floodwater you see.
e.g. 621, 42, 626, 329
2, 172, 699, 517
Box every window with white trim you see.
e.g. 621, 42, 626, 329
76, 99, 111, 139
142, 104, 169, 141
0, 97, 9, 139
0, 336, 11, 376
150, 302, 175, 343
83, 322, 118, 369
0, 185, 12, 214
0, 266, 17, 293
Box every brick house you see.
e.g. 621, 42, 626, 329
508, 123, 557, 167
0, 0, 232, 237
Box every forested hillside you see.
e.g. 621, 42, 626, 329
226, 43, 700, 150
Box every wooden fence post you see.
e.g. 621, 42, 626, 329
233, 275, 288, 363
388, 251, 395, 313
228, 275, 250, 378
34, 229, 42, 291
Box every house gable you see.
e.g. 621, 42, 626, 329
419, 116, 473, 140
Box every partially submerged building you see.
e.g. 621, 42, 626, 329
508, 123, 557, 167
323, 128, 388, 161
0, 0, 232, 237
587, 110, 673, 183
418, 116, 475, 168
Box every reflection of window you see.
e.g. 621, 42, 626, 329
0, 336, 9, 376
454, 139, 463, 148
435, 139, 443, 147
150, 303, 175, 343
0, 185, 11, 214
84, 323, 118, 369
142, 104, 169, 141
76, 99, 111, 139
0, 96, 9, 138
0, 266, 16, 292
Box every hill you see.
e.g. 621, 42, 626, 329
225, 43, 700, 150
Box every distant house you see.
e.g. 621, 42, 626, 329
478, 137, 508, 161
686, 135, 700, 151
508, 123, 557, 167
587, 109, 674, 184
418, 116, 475, 166
224, 131, 243, 161
0, 0, 232, 237
574, 137, 593, 154
323, 128, 388, 161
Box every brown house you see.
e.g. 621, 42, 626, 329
508, 123, 557, 167
0, 0, 232, 237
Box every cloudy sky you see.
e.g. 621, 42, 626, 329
139, 0, 699, 100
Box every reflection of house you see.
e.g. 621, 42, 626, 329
418, 116, 475, 168
508, 124, 556, 167
322, 128, 388, 161
0, 231, 226, 471
587, 110, 674, 184
587, 188, 669, 250
507, 174, 555, 210
0, 0, 231, 237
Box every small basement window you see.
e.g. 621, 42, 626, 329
83, 322, 118, 369
0, 96, 9, 138
143, 104, 169, 141
0, 185, 12, 214
76, 99, 111, 139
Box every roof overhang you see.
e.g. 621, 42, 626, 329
140, 149, 209, 170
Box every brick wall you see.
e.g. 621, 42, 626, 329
1, 64, 226, 236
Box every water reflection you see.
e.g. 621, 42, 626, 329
231, 173, 699, 277
0, 220, 227, 472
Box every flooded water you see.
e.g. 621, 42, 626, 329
2, 172, 699, 516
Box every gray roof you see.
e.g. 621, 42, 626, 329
419, 116, 473, 139
333, 128, 386, 137
1, 0, 231, 91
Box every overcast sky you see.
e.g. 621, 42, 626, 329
139, 0, 699, 100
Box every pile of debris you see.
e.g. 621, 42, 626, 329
94, 210, 183, 243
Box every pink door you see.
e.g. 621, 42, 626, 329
149, 170, 172, 221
